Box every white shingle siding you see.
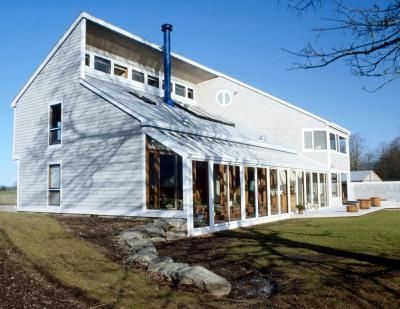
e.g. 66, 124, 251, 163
196, 76, 331, 166
14, 21, 145, 214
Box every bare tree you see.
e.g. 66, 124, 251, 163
284, 0, 400, 90
349, 133, 366, 171
375, 136, 400, 180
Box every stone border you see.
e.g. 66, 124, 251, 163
120, 218, 231, 297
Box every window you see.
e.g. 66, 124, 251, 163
257, 168, 268, 217
188, 88, 194, 100
313, 131, 327, 150
339, 136, 347, 153
193, 161, 209, 228
330, 133, 337, 150
245, 167, 256, 219
94, 56, 111, 73
270, 169, 279, 215
304, 131, 313, 149
320, 173, 327, 207
229, 166, 241, 221
114, 64, 128, 78
49, 103, 62, 145
289, 171, 297, 212
132, 69, 145, 83
146, 136, 183, 210
48, 164, 61, 206
162, 80, 173, 92
85, 54, 90, 67
312, 172, 319, 206
304, 130, 327, 150
214, 164, 228, 224
147, 75, 159, 88
279, 170, 288, 213
331, 173, 339, 198
297, 171, 304, 206
175, 83, 186, 97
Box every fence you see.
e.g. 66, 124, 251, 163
351, 181, 400, 202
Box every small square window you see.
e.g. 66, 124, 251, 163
94, 56, 111, 74
85, 54, 90, 66
304, 131, 313, 149
330, 133, 336, 150
147, 75, 160, 88
188, 88, 194, 99
162, 80, 173, 91
175, 83, 186, 97
114, 64, 128, 78
132, 69, 145, 83
339, 136, 347, 153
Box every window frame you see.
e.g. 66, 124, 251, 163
113, 63, 128, 78
175, 83, 186, 97
94, 55, 111, 74
48, 101, 63, 147
48, 162, 62, 207
132, 69, 145, 84
147, 75, 160, 88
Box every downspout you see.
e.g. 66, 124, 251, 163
161, 24, 174, 107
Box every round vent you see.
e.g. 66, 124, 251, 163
215, 90, 232, 107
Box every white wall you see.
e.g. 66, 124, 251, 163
351, 182, 400, 202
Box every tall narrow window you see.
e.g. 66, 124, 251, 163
304, 131, 313, 149
320, 173, 327, 207
306, 172, 312, 207
331, 173, 339, 197
48, 164, 61, 206
214, 164, 228, 224
339, 136, 347, 153
146, 136, 183, 210
330, 133, 337, 150
245, 167, 256, 219
289, 171, 297, 212
312, 172, 319, 207
49, 103, 62, 145
297, 171, 304, 206
188, 88, 194, 100
229, 166, 241, 221
193, 161, 209, 228
85, 54, 90, 66
257, 168, 268, 217
270, 169, 279, 215
114, 64, 128, 78
94, 56, 111, 73
147, 75, 160, 88
279, 170, 288, 213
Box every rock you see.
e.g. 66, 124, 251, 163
125, 238, 154, 253
166, 231, 187, 241
179, 266, 232, 297
141, 225, 166, 238
127, 251, 158, 266
120, 230, 145, 240
153, 218, 186, 232
158, 262, 190, 281
147, 256, 174, 272
149, 236, 167, 243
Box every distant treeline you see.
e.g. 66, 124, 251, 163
351, 131, 400, 181
0, 185, 17, 191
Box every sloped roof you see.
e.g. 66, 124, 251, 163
11, 12, 350, 135
350, 170, 382, 182
81, 75, 328, 171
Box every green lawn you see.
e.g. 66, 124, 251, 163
0, 212, 233, 308
222, 210, 400, 307
0, 210, 399, 308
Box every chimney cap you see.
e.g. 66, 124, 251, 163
161, 24, 173, 32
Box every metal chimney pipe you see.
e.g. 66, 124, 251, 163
162, 23, 174, 107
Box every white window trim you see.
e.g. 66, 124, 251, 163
48, 100, 63, 148
302, 128, 328, 152
328, 130, 348, 156
47, 161, 62, 207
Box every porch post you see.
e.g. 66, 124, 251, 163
208, 160, 214, 226
183, 157, 193, 237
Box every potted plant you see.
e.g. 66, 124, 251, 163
296, 204, 305, 214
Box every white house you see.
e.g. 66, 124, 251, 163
350, 170, 382, 182
12, 13, 351, 236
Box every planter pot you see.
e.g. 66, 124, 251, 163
346, 204, 358, 212
371, 197, 381, 207
297, 209, 304, 214
358, 199, 371, 209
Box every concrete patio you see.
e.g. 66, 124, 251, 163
291, 201, 400, 219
